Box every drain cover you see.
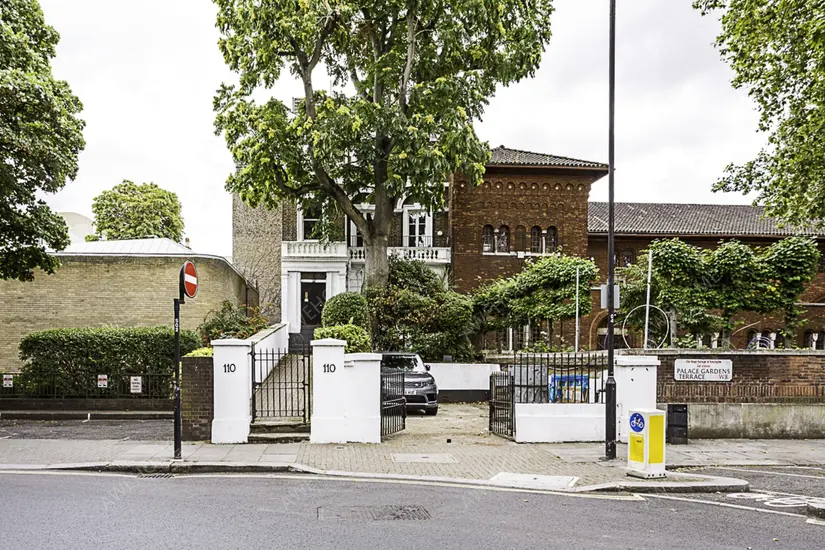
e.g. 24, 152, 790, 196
317, 505, 431, 521
137, 473, 174, 479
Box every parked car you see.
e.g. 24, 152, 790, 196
380, 352, 438, 415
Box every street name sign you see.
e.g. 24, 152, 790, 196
674, 359, 732, 382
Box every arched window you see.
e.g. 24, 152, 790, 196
746, 330, 757, 348
546, 226, 558, 251
498, 225, 510, 253
621, 249, 635, 267
482, 225, 494, 253
818, 331, 825, 350
775, 331, 786, 349
804, 330, 815, 349
819, 255, 825, 273
515, 226, 527, 251
530, 226, 542, 253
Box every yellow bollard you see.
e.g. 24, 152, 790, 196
627, 409, 666, 479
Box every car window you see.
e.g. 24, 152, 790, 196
382, 355, 419, 371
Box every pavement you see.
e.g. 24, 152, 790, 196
2, 403, 825, 494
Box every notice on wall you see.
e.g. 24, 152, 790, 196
130, 376, 142, 394
97, 374, 108, 388
3, 374, 12, 388
674, 359, 733, 382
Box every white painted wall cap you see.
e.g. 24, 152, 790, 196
343, 352, 382, 362
211, 338, 252, 347
615, 356, 661, 366
311, 338, 346, 347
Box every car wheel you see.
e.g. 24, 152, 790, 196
425, 407, 438, 416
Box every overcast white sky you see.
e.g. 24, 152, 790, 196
40, 0, 763, 257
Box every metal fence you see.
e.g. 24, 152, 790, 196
381, 371, 406, 438
498, 351, 609, 404
251, 347, 312, 422
0, 372, 173, 399
489, 372, 514, 437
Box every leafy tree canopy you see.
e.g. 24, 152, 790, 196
695, 1, 825, 227
1, 0, 85, 281
619, 237, 820, 339
213, 0, 554, 286
474, 253, 598, 329
87, 181, 184, 242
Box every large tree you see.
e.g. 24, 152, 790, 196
695, 1, 825, 227
0, 0, 85, 281
214, 0, 554, 287
87, 181, 184, 242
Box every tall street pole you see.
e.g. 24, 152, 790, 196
604, 0, 618, 460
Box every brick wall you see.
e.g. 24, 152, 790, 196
0, 255, 257, 371
181, 356, 214, 441
232, 195, 282, 320
451, 168, 604, 293
635, 350, 825, 403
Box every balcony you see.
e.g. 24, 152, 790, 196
348, 246, 451, 264
282, 240, 450, 264
282, 241, 347, 260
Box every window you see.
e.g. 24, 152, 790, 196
498, 225, 510, 253
482, 225, 495, 253
621, 249, 635, 267
804, 330, 815, 349
819, 255, 825, 273
406, 211, 430, 247
530, 226, 542, 253
547, 226, 558, 251
300, 204, 321, 240
515, 226, 527, 252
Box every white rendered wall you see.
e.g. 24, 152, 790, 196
211, 339, 252, 444
614, 355, 659, 443
515, 403, 605, 443
427, 363, 500, 390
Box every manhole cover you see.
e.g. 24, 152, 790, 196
317, 505, 431, 521
137, 473, 174, 479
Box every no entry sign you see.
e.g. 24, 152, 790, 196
180, 260, 198, 299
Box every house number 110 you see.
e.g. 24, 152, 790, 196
323, 363, 336, 373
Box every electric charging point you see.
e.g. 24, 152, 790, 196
627, 409, 666, 479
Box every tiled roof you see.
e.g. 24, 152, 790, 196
489, 145, 607, 169
588, 202, 825, 237
58, 238, 193, 255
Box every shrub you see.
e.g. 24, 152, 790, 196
18, 326, 200, 396
185, 347, 214, 357
314, 324, 372, 353
197, 300, 268, 344
321, 292, 369, 329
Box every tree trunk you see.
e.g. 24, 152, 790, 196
364, 232, 390, 288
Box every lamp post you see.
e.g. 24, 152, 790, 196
604, 0, 618, 460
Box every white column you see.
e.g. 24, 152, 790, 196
711, 332, 720, 349
211, 339, 252, 444
310, 339, 381, 444
287, 271, 300, 331
613, 355, 660, 444
280, 272, 289, 328
812, 333, 819, 350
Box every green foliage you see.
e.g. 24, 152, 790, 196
314, 324, 372, 353
185, 347, 214, 358
366, 258, 475, 361
321, 292, 369, 330
1, 0, 85, 281
695, 1, 825, 228
197, 301, 269, 344
89, 181, 184, 242
213, 0, 554, 286
18, 327, 200, 395
619, 237, 821, 339
474, 254, 598, 328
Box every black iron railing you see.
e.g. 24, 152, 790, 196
489, 372, 514, 437
497, 351, 609, 404
381, 371, 406, 438
0, 372, 173, 399
251, 346, 312, 422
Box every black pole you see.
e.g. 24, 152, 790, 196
604, 0, 618, 460
173, 297, 182, 460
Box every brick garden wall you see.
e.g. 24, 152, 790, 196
630, 350, 825, 403
0, 255, 257, 372
181, 356, 214, 441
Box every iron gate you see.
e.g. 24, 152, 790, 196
489, 372, 514, 438
251, 344, 312, 423
381, 371, 406, 438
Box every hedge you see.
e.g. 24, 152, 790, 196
314, 324, 372, 353
321, 292, 370, 330
18, 327, 201, 396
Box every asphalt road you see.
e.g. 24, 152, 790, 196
0, 472, 821, 550
0, 419, 170, 440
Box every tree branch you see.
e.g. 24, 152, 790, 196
399, 6, 418, 116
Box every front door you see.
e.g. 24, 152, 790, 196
300, 273, 326, 339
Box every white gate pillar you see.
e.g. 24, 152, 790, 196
310, 339, 381, 444
211, 339, 252, 444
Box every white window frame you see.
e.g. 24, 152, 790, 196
297, 206, 320, 242
402, 206, 433, 248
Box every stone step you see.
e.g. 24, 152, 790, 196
247, 432, 309, 444
250, 421, 310, 434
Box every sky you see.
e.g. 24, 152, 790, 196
40, 0, 764, 257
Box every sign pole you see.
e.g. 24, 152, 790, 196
575, 266, 580, 353
644, 249, 653, 350
173, 297, 182, 460
604, 0, 618, 460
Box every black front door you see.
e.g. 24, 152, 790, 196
301, 273, 326, 337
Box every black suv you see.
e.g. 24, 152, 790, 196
380, 353, 438, 416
